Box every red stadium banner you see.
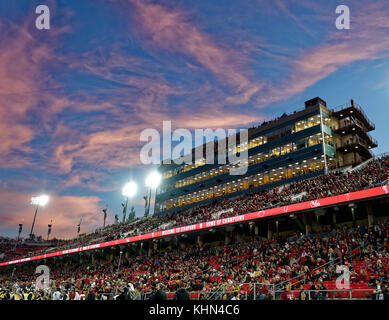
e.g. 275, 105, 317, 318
1, 184, 388, 267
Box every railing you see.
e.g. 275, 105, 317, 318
332, 102, 375, 130
134, 286, 376, 300
274, 255, 343, 291
337, 118, 378, 146
282, 288, 376, 300
349, 158, 374, 172
337, 116, 367, 132
44, 286, 378, 300
274, 239, 360, 292
338, 135, 375, 150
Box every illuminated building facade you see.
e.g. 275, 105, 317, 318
154, 97, 377, 216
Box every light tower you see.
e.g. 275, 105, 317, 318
29, 195, 49, 239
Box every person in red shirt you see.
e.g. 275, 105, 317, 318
280, 283, 295, 300
68, 288, 75, 300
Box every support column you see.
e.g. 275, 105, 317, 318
267, 222, 273, 240
305, 213, 312, 235
225, 231, 232, 245
351, 206, 356, 228
332, 212, 337, 228
167, 239, 173, 250
197, 235, 203, 248
367, 204, 374, 227
254, 226, 259, 236
148, 241, 155, 257
276, 220, 279, 238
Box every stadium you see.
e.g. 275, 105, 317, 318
0, 96, 388, 301
1, 1, 389, 311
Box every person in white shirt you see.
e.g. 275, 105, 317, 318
51, 290, 62, 300
74, 291, 82, 300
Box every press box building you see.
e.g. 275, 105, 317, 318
154, 97, 377, 216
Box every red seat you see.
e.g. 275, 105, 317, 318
190, 292, 200, 300
241, 284, 250, 293
167, 292, 175, 299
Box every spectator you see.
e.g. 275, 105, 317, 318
149, 283, 166, 301
280, 283, 295, 300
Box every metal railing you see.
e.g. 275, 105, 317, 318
274, 242, 360, 292
281, 288, 376, 300
332, 102, 375, 130
137, 286, 376, 300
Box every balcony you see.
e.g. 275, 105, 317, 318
332, 101, 375, 131
336, 135, 376, 159
334, 117, 378, 148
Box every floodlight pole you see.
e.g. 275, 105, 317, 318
14, 224, 23, 251
147, 188, 152, 216
29, 205, 39, 239
117, 250, 123, 274
103, 209, 107, 228
47, 223, 52, 241
17, 224, 23, 242
122, 198, 128, 222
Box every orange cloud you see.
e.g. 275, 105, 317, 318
0, 190, 104, 240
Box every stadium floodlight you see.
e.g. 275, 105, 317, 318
144, 171, 162, 217
29, 194, 50, 239
31, 194, 49, 207
122, 181, 137, 198
145, 171, 162, 189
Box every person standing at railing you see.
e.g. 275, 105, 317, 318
316, 282, 328, 300
174, 284, 190, 300
280, 283, 294, 300
298, 290, 308, 300
372, 284, 389, 300
148, 283, 167, 301
132, 286, 142, 300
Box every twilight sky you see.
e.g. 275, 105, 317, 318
0, 0, 388, 239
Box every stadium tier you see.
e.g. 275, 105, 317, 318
0, 155, 388, 300
0, 183, 388, 267
0, 221, 388, 300
1, 154, 388, 266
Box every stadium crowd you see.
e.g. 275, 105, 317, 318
2, 155, 388, 262
0, 221, 388, 300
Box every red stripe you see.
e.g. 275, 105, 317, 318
1, 184, 388, 267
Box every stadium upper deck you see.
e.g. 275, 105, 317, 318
155, 97, 378, 216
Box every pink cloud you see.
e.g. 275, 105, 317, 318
0, 190, 104, 239
46, 45, 262, 175
125, 0, 263, 104
0, 16, 70, 168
